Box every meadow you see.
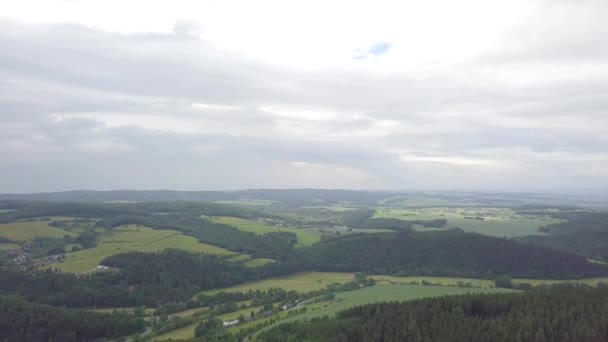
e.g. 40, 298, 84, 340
48, 225, 234, 273
374, 208, 557, 238
0, 220, 77, 241
200, 272, 355, 296
212, 216, 320, 247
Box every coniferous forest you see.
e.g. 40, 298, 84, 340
259, 284, 608, 342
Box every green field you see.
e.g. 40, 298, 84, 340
245, 258, 276, 267
0, 243, 21, 251
212, 217, 320, 247
48, 226, 234, 273
0, 220, 77, 241
374, 208, 557, 237
200, 272, 355, 296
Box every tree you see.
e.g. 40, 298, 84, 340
494, 274, 512, 288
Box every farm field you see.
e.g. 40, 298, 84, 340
374, 208, 557, 237
212, 216, 320, 247
0, 220, 77, 241
47, 225, 234, 273
200, 272, 355, 296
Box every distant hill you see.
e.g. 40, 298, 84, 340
0, 189, 600, 207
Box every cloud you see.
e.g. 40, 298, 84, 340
353, 42, 392, 59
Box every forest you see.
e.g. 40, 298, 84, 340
258, 284, 608, 342
290, 229, 608, 278
0, 295, 144, 341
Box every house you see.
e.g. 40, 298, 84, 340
222, 320, 240, 327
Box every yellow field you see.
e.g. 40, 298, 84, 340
200, 272, 355, 296
212, 217, 320, 247
0, 220, 77, 241
48, 226, 234, 273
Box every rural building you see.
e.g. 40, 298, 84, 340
222, 320, 240, 327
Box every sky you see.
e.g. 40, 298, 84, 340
1, 0, 607, 193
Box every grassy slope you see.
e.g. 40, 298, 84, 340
212, 216, 320, 247
51, 225, 234, 273
0, 220, 77, 241
200, 272, 355, 296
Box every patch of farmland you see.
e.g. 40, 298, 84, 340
212, 216, 320, 247
374, 208, 557, 238
49, 225, 235, 273
0, 220, 77, 241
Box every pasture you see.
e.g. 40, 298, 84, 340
49, 225, 234, 273
0, 220, 77, 241
374, 208, 557, 237
212, 216, 320, 247
200, 272, 355, 296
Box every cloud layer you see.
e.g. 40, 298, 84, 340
1, 0, 607, 193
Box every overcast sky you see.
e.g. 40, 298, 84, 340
1, 0, 607, 193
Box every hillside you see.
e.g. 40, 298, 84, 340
292, 230, 608, 279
